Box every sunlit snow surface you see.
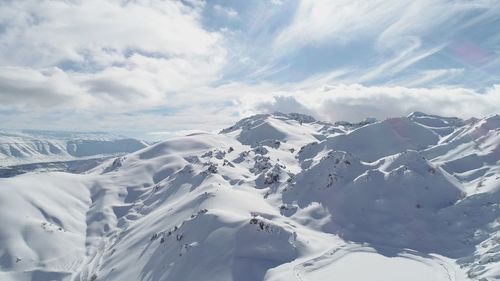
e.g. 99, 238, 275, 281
305, 252, 436, 281
295, 245, 465, 281
0, 112, 498, 281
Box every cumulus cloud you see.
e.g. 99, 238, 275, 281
255, 96, 317, 117
2, 80, 499, 137
0, 0, 219, 66
237, 83, 500, 123
314, 85, 500, 122
0, 67, 89, 108
0, 0, 226, 110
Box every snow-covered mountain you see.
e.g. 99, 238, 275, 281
0, 130, 148, 167
0, 112, 498, 281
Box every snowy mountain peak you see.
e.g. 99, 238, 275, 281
408, 111, 465, 131
220, 112, 318, 134
476, 114, 500, 130
220, 112, 327, 147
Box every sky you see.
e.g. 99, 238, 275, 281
0, 0, 499, 140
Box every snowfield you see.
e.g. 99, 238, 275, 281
0, 112, 499, 281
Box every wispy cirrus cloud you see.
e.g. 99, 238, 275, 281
268, 0, 500, 85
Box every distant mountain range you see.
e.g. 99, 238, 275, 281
0, 130, 148, 166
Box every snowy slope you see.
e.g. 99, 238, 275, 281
0, 130, 148, 166
0, 112, 498, 281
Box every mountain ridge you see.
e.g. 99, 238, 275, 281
0, 112, 498, 281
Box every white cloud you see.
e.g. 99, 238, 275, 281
389, 68, 465, 87
213, 4, 238, 18
0, 1, 220, 67
0, 67, 90, 108
275, 0, 495, 52
0, 49, 226, 111
359, 39, 445, 82
254, 84, 500, 122
255, 96, 317, 117
274, 0, 407, 51
232, 82, 500, 123
0, 0, 227, 111
272, 0, 497, 84
0, 0, 226, 111
2, 79, 499, 138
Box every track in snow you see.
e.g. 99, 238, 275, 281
294, 244, 463, 281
